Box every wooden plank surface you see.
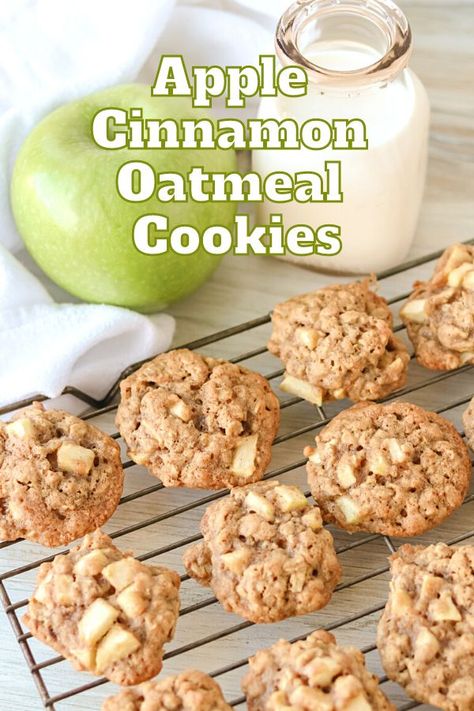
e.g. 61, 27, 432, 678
1, 2, 474, 708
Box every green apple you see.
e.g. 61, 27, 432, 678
11, 84, 237, 312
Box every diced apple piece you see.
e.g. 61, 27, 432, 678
290, 570, 306, 592
387, 438, 406, 464
368, 452, 388, 475
277, 669, 294, 693
129, 451, 150, 465
386, 355, 405, 377
462, 270, 474, 289
5, 418, 35, 440
415, 627, 439, 662
337, 496, 361, 524
302, 508, 323, 531
221, 548, 251, 575
400, 299, 427, 324
8, 499, 25, 523
78, 598, 119, 646
102, 558, 144, 592
116, 586, 149, 617
280, 374, 324, 406
337, 461, 356, 488
72, 646, 96, 670
304, 656, 341, 686
305, 446, 321, 464
244, 491, 275, 521
419, 574, 443, 600
274, 485, 308, 512
95, 624, 140, 672
231, 434, 258, 478
168, 399, 192, 422
460, 351, 474, 364
55, 574, 76, 606
442, 245, 470, 273
333, 388, 346, 400
290, 686, 332, 709
343, 694, 372, 711
75, 550, 110, 577
268, 691, 293, 711
391, 587, 412, 613
447, 262, 474, 287
57, 442, 95, 476
296, 326, 321, 349
430, 592, 462, 622
33, 580, 50, 605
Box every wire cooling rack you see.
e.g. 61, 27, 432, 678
1, 242, 473, 711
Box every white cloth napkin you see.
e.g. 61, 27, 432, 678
0, 245, 175, 406
0, 0, 284, 408
0, 0, 176, 407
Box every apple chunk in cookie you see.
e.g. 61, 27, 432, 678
400, 243, 474, 370
23, 530, 180, 685
116, 349, 280, 489
305, 401, 471, 536
183, 480, 341, 623
268, 278, 409, 405
0, 402, 123, 546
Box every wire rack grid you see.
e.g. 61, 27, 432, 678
1, 242, 473, 710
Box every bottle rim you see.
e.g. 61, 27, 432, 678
275, 0, 412, 88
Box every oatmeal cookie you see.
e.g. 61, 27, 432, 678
116, 349, 280, 489
183, 480, 340, 623
400, 243, 474, 369
242, 629, 395, 710
377, 543, 474, 711
23, 529, 180, 685
102, 670, 232, 710
0, 402, 123, 546
305, 401, 470, 536
267, 278, 409, 405
462, 396, 474, 450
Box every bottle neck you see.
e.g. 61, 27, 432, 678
276, 0, 412, 91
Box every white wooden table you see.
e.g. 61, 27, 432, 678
1, 1, 474, 708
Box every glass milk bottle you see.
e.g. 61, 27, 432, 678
253, 0, 430, 273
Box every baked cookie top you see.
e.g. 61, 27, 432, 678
305, 401, 471, 536
102, 670, 232, 710
377, 543, 474, 711
23, 530, 180, 686
462, 396, 474, 450
242, 629, 395, 711
0, 402, 123, 547
116, 349, 280, 489
183, 480, 341, 623
267, 279, 409, 405
400, 243, 474, 370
